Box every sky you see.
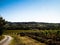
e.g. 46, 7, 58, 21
0, 0, 60, 23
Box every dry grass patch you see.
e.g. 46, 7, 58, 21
0, 35, 4, 41
19, 36, 46, 45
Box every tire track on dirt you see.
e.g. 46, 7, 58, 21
0, 35, 13, 45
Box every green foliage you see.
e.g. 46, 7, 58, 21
0, 16, 6, 35
5, 22, 60, 30
23, 30, 60, 45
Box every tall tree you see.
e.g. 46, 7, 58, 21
0, 16, 6, 35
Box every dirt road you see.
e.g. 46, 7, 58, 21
0, 35, 13, 45
20, 36, 46, 45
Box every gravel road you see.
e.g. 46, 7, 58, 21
0, 35, 13, 45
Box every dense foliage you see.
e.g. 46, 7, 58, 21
5, 22, 60, 30
0, 17, 6, 35
20, 30, 60, 45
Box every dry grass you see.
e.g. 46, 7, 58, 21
19, 36, 46, 45
9, 35, 24, 45
0, 35, 4, 41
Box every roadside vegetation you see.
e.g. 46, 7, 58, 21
0, 36, 5, 41
23, 30, 60, 45
0, 16, 6, 41
9, 34, 46, 45
9, 35, 24, 45
4, 30, 60, 45
0, 16, 6, 36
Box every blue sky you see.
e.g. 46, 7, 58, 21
0, 0, 60, 23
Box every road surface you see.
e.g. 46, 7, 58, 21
0, 35, 13, 45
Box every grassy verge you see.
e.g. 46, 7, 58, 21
9, 35, 24, 45
0, 35, 5, 41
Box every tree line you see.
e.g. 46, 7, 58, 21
0, 17, 6, 35
5, 22, 60, 30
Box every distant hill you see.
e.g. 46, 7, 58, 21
5, 22, 60, 30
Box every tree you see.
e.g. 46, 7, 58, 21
0, 16, 6, 35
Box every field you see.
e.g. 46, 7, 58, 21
4, 30, 60, 45
4, 30, 60, 34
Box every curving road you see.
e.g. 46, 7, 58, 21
0, 35, 13, 45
